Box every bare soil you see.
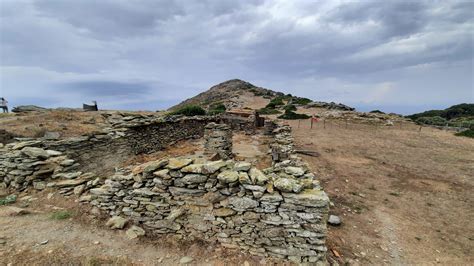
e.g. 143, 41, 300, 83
288, 119, 474, 265
0, 192, 273, 266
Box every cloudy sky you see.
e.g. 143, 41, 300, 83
0, 0, 473, 114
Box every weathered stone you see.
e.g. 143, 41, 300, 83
143, 159, 168, 174
282, 189, 329, 207
238, 172, 251, 184
179, 256, 194, 264
53, 179, 88, 188
249, 168, 268, 185
274, 178, 303, 193
284, 166, 305, 177
167, 158, 193, 170
153, 169, 171, 179
182, 174, 208, 184
166, 208, 185, 221
126, 225, 146, 239
60, 159, 75, 167
169, 187, 205, 196
217, 170, 239, 183
21, 147, 50, 159
328, 215, 341, 226
106, 216, 128, 229
229, 197, 258, 211
234, 162, 251, 172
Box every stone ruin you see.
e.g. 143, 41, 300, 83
204, 122, 233, 160
0, 113, 329, 263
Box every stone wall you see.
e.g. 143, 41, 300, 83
126, 117, 216, 154
85, 156, 329, 263
204, 122, 233, 160
0, 115, 330, 263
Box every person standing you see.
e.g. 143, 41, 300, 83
0, 97, 8, 113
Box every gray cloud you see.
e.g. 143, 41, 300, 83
0, 0, 472, 114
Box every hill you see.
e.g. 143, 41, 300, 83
169, 79, 282, 111
406, 103, 474, 128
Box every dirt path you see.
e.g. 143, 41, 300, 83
289, 119, 474, 265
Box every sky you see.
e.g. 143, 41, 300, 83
0, 0, 473, 114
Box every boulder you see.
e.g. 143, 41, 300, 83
328, 215, 341, 226
106, 216, 128, 229
126, 225, 146, 239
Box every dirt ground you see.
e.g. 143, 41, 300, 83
0, 192, 270, 266
287, 119, 474, 265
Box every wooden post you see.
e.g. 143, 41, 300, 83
345, 120, 348, 129
310, 118, 314, 129
323, 119, 326, 129
298, 119, 301, 129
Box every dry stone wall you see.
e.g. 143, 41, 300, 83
85, 156, 329, 263
204, 122, 233, 160
0, 115, 330, 263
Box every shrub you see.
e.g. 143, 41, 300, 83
455, 129, 474, 138
291, 97, 312, 105
257, 108, 281, 115
0, 195, 16, 205
415, 116, 447, 126
50, 210, 72, 220
278, 110, 310, 120
370, 110, 385, 114
170, 105, 206, 116
266, 96, 286, 108
208, 103, 226, 115
283, 104, 297, 112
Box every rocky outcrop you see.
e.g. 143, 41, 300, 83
306, 101, 355, 111
11, 105, 48, 113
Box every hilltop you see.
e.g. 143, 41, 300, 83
170, 79, 281, 111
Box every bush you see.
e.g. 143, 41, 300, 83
291, 97, 312, 105
208, 103, 226, 115
455, 129, 474, 138
170, 105, 206, 116
370, 110, 385, 114
415, 116, 447, 126
0, 195, 16, 205
257, 108, 281, 115
283, 104, 297, 112
278, 110, 310, 120
266, 97, 285, 108
50, 210, 72, 220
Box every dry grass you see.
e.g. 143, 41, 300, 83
289, 119, 474, 265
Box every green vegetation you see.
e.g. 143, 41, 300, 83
266, 96, 286, 109
208, 103, 226, 115
455, 129, 474, 138
50, 210, 72, 220
370, 110, 385, 114
0, 195, 16, 205
257, 108, 281, 115
278, 109, 310, 120
407, 103, 474, 120
290, 97, 312, 105
283, 104, 297, 112
415, 116, 448, 126
408, 104, 474, 129
170, 105, 206, 116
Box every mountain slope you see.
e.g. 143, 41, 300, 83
169, 79, 281, 111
